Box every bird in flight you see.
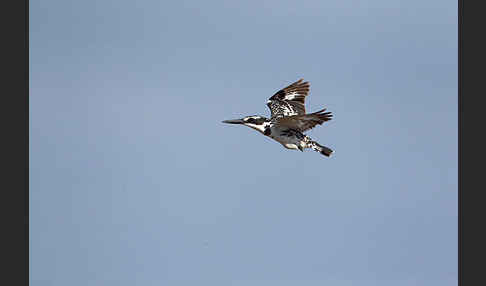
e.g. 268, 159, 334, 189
222, 79, 334, 157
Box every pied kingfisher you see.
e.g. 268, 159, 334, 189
223, 78, 334, 157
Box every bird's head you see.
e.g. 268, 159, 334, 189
222, 115, 270, 134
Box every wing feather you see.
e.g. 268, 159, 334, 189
275, 108, 332, 132
267, 79, 310, 118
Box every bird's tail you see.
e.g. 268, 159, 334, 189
308, 140, 333, 157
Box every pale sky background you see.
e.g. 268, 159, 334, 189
30, 0, 458, 285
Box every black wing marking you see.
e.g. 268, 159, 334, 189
266, 78, 310, 118
275, 108, 332, 132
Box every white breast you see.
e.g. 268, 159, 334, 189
268, 126, 301, 150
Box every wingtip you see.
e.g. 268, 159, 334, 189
295, 78, 306, 84
313, 108, 329, 114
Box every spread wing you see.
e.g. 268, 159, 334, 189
267, 79, 310, 118
275, 108, 332, 132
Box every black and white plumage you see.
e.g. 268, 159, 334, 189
223, 79, 334, 157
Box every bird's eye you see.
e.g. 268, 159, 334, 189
246, 118, 255, 124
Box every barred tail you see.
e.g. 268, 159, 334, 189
309, 141, 333, 157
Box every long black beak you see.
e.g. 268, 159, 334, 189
222, 119, 245, 124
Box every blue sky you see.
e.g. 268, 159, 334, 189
30, 0, 457, 285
